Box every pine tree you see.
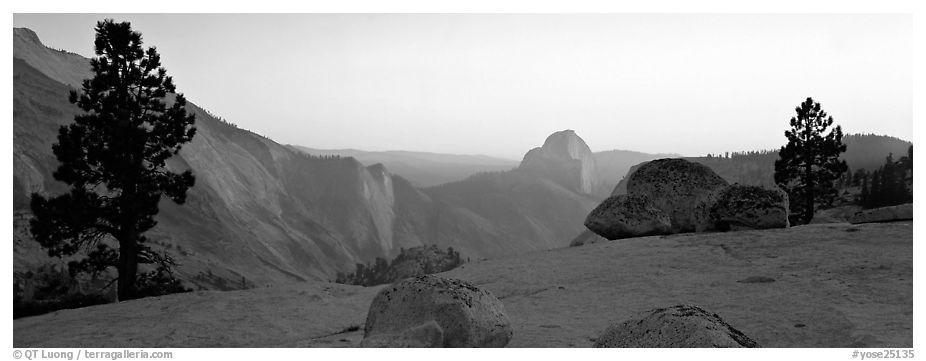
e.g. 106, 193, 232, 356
852, 168, 867, 187
896, 171, 910, 204
841, 166, 852, 189
29, 20, 196, 301
859, 175, 869, 206
774, 97, 848, 224
881, 154, 897, 206
907, 145, 913, 170
869, 170, 882, 209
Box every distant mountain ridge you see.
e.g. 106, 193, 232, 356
289, 146, 518, 188
611, 135, 912, 195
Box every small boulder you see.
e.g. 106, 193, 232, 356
849, 203, 913, 224
626, 159, 729, 233
361, 275, 512, 347
584, 194, 673, 240
594, 304, 759, 348
708, 184, 789, 231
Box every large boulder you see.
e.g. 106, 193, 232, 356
626, 159, 729, 233
594, 304, 759, 348
584, 194, 673, 240
361, 275, 512, 347
708, 184, 789, 231
849, 203, 913, 224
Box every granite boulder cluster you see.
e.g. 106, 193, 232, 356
584, 158, 789, 240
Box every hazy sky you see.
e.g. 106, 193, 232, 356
13, 14, 913, 159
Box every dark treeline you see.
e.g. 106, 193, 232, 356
705, 149, 778, 159
847, 146, 913, 209
204, 108, 238, 129
335, 245, 465, 287
13, 264, 111, 319
293, 150, 344, 162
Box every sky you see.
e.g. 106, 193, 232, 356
13, 13, 913, 160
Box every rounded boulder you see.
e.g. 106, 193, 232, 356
708, 184, 790, 231
626, 159, 729, 233
361, 275, 512, 347
584, 194, 673, 240
594, 304, 759, 348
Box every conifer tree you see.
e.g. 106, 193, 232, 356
869, 170, 882, 208
29, 20, 196, 301
774, 97, 848, 224
906, 145, 913, 170
881, 154, 897, 205
860, 175, 869, 206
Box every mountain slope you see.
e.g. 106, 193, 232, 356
13, 28, 90, 88
12, 28, 608, 290
13, 28, 463, 287
14, 55, 369, 285
842, 134, 912, 171
424, 130, 605, 250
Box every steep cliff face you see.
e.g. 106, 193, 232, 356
519, 130, 600, 195
11, 28, 430, 286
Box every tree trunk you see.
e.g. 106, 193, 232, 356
803, 161, 814, 225
117, 230, 139, 301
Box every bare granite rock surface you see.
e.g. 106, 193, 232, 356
13, 223, 912, 348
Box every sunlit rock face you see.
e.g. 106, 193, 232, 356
520, 130, 600, 195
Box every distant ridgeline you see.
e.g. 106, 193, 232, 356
335, 245, 465, 287
685, 134, 912, 189
690, 150, 780, 187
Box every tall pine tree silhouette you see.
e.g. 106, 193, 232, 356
29, 19, 196, 301
774, 97, 847, 224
